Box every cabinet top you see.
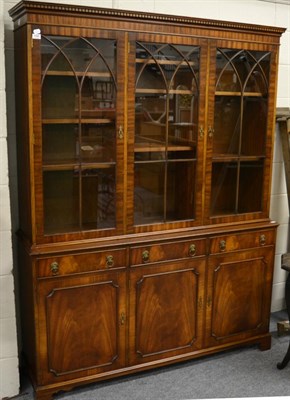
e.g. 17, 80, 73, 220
9, 0, 286, 37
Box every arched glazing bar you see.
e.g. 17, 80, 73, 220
134, 41, 200, 225
41, 35, 118, 233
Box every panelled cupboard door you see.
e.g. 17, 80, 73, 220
129, 259, 205, 365
205, 247, 275, 348
36, 270, 126, 384
205, 41, 278, 225
31, 27, 126, 243
126, 33, 208, 234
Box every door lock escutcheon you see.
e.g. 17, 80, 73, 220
118, 125, 124, 140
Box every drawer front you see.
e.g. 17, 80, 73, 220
37, 248, 127, 277
130, 239, 206, 266
209, 230, 275, 254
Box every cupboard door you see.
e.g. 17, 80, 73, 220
129, 258, 205, 365
127, 34, 207, 232
37, 269, 126, 384
206, 42, 277, 223
205, 247, 274, 347
32, 29, 125, 241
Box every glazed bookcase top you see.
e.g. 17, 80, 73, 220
10, 0, 285, 246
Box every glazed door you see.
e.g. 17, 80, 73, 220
37, 269, 126, 384
129, 258, 205, 365
127, 34, 207, 232
205, 41, 278, 224
32, 28, 125, 241
205, 247, 274, 347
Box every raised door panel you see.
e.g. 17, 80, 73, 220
129, 259, 205, 365
37, 269, 126, 384
205, 247, 274, 347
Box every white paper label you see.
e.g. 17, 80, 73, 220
32, 29, 41, 40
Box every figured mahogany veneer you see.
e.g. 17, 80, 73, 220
9, 2, 285, 399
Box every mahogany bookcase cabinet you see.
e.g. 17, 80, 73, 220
9, 2, 285, 399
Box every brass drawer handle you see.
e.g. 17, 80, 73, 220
142, 250, 150, 263
106, 255, 114, 268
189, 244, 196, 257
260, 234, 266, 246
219, 240, 226, 252
50, 262, 59, 275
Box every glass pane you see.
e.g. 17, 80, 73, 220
242, 97, 267, 156
244, 52, 270, 94
211, 162, 238, 215
216, 49, 270, 94
43, 124, 78, 164
41, 37, 73, 71
41, 36, 117, 234
216, 49, 243, 92
167, 161, 195, 221
85, 77, 116, 117
81, 167, 115, 230
238, 161, 263, 213
43, 170, 79, 233
135, 94, 166, 151
80, 124, 115, 163
212, 47, 270, 218
42, 75, 78, 119
134, 41, 199, 225
134, 163, 165, 224
213, 96, 241, 155
79, 63, 116, 121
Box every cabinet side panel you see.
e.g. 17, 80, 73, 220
15, 27, 32, 241
18, 241, 37, 381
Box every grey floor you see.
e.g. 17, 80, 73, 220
16, 311, 290, 400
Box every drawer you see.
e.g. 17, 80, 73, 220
209, 230, 275, 254
37, 248, 127, 277
130, 239, 206, 266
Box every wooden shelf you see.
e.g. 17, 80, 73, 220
76, 108, 115, 113
136, 88, 193, 94
43, 70, 111, 78
135, 143, 193, 152
136, 58, 195, 66
212, 154, 265, 162
215, 91, 265, 97
42, 118, 113, 124
135, 135, 195, 153
43, 161, 115, 171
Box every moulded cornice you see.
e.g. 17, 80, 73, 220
9, 0, 286, 36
